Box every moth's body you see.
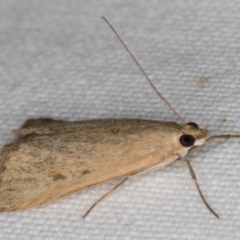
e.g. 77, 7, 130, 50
0, 118, 208, 211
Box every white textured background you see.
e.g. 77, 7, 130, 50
0, 0, 240, 239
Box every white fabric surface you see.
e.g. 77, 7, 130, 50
0, 0, 240, 239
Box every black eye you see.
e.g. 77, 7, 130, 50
179, 134, 195, 147
187, 122, 199, 128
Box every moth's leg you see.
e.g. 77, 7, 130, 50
82, 177, 128, 219
170, 159, 186, 167
182, 158, 219, 219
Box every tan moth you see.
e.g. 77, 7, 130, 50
0, 17, 239, 219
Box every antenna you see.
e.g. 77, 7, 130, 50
102, 16, 186, 124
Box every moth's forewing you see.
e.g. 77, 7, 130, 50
0, 119, 188, 211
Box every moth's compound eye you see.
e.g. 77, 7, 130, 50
187, 122, 199, 128
179, 134, 195, 147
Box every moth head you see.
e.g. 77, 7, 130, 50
179, 122, 208, 148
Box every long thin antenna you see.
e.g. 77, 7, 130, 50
102, 16, 186, 124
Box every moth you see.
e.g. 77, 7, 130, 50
0, 17, 239, 219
